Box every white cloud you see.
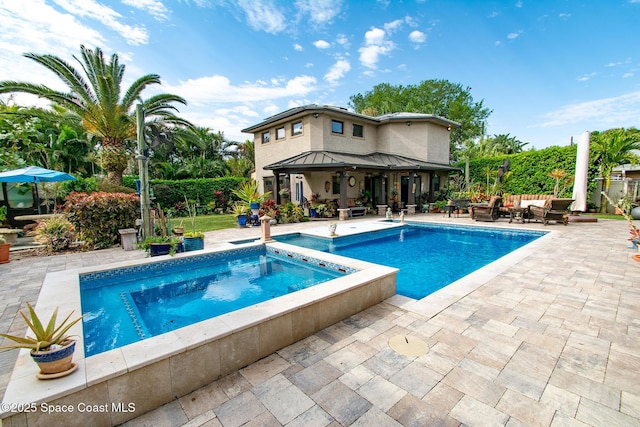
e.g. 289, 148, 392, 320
558, 13, 571, 20
122, 0, 170, 21
539, 91, 640, 127
364, 27, 386, 45
623, 72, 634, 78
236, 0, 287, 34
577, 72, 597, 82
409, 30, 426, 44
507, 30, 522, 40
336, 34, 350, 48
324, 59, 351, 83
164, 74, 318, 104
313, 40, 331, 49
53, 0, 149, 45
295, 0, 343, 26
293, 43, 303, 51
384, 19, 404, 33
359, 27, 394, 69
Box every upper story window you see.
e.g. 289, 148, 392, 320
331, 120, 344, 134
276, 126, 285, 140
261, 131, 270, 144
291, 121, 303, 136
352, 124, 364, 138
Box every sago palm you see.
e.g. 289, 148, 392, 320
0, 45, 190, 184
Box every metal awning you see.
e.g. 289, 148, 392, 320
264, 151, 459, 173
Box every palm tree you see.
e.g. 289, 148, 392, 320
591, 128, 640, 211
0, 45, 190, 184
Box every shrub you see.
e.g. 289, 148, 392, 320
34, 215, 76, 252
64, 192, 139, 249
59, 177, 99, 196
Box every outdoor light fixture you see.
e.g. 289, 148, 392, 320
406, 121, 412, 126
447, 125, 452, 131
313, 113, 319, 118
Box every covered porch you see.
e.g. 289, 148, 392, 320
262, 151, 459, 218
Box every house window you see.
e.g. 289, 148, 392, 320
276, 127, 285, 140
292, 121, 302, 135
352, 124, 364, 138
331, 120, 343, 134
261, 131, 270, 144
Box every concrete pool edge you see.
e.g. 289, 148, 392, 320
1, 242, 398, 426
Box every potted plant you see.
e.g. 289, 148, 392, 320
279, 187, 290, 201
172, 219, 185, 236
232, 180, 271, 226
232, 202, 249, 227
0, 302, 84, 379
138, 205, 183, 256
182, 197, 204, 251
0, 235, 9, 264
138, 235, 182, 256
183, 231, 204, 251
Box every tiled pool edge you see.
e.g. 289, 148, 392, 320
1, 242, 397, 426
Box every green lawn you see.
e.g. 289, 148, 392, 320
170, 214, 238, 233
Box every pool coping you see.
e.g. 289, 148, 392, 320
1, 241, 398, 425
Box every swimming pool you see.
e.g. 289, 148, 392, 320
80, 245, 355, 356
275, 223, 544, 299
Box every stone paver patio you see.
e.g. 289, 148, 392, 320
1, 215, 639, 426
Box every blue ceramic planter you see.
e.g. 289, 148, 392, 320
184, 237, 204, 251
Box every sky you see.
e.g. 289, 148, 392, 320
0, 0, 639, 149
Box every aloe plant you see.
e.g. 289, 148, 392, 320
0, 303, 83, 352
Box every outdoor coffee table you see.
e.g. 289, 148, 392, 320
508, 207, 527, 223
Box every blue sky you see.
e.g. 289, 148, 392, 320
0, 0, 638, 149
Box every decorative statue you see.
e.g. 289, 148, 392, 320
386, 207, 393, 219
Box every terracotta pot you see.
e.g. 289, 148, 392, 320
31, 340, 76, 376
0, 242, 9, 264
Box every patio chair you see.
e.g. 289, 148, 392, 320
471, 196, 502, 222
528, 198, 574, 225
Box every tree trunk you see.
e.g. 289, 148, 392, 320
106, 170, 124, 185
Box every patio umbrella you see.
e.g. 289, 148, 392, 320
0, 166, 76, 213
571, 131, 590, 212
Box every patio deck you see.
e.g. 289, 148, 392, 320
1, 215, 639, 426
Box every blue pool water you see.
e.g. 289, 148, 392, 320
275, 223, 544, 300
80, 246, 351, 356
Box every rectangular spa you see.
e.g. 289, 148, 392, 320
81, 245, 356, 356
1, 242, 397, 426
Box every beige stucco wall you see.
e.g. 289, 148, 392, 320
376, 122, 449, 163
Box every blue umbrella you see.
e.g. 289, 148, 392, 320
0, 166, 76, 213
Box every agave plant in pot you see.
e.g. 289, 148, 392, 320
0, 303, 84, 379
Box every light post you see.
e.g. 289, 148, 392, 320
136, 104, 152, 239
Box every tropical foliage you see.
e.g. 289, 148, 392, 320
349, 80, 492, 153
0, 45, 191, 184
590, 128, 640, 211
34, 215, 76, 252
64, 191, 139, 249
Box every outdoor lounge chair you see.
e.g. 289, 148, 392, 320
471, 196, 502, 222
528, 198, 574, 225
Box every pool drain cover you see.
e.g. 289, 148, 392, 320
388, 335, 429, 357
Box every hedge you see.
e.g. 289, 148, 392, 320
123, 176, 245, 212
456, 145, 599, 197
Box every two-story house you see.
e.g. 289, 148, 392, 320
241, 104, 460, 215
